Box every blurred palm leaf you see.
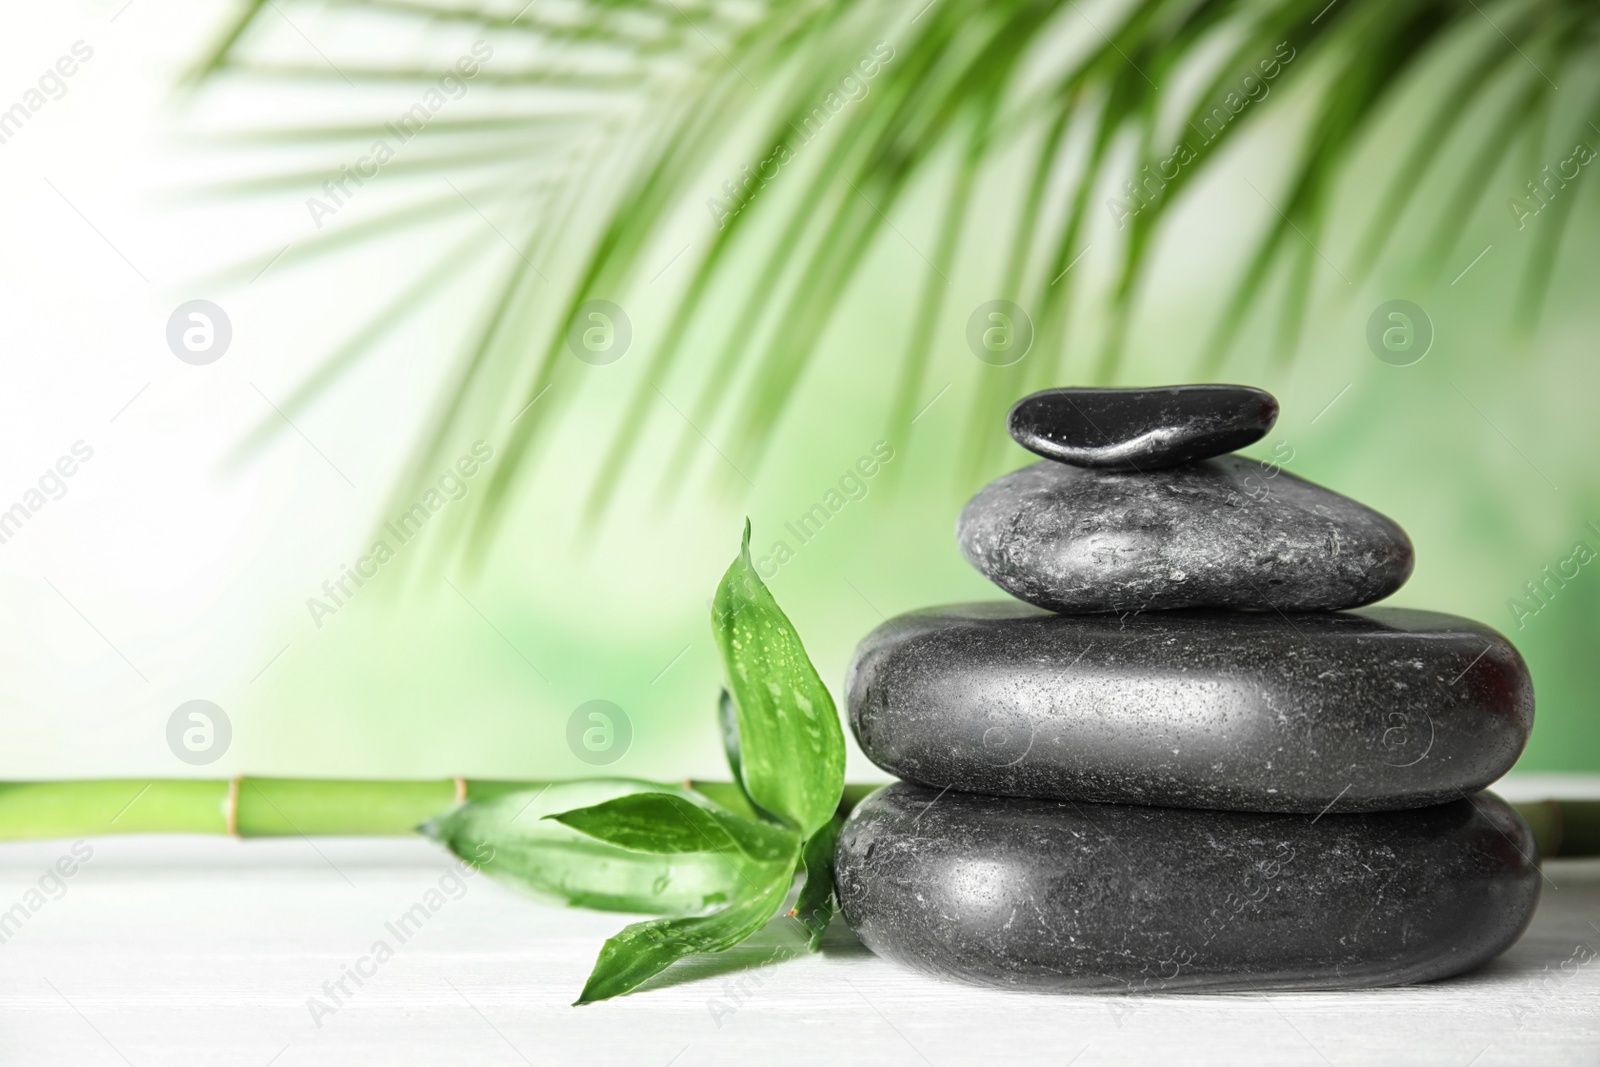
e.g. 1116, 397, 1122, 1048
192, 0, 1600, 552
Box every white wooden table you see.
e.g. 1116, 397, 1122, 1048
1, 776, 1596, 1066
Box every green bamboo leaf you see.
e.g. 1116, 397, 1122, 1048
421, 780, 756, 915
711, 520, 846, 839
711, 687, 780, 823
685, 779, 762, 822
718, 687, 744, 790
792, 814, 841, 950
574, 867, 793, 1004
546, 791, 797, 863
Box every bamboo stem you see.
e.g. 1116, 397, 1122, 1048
0, 780, 1592, 857
0, 778, 548, 840
1513, 798, 1600, 859
0, 780, 231, 839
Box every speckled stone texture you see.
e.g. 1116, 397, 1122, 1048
1007, 385, 1278, 470
847, 602, 1532, 813
957, 456, 1414, 613
835, 783, 1540, 993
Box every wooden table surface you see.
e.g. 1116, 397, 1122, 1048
1, 775, 1596, 1066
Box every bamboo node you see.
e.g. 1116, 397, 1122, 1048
225, 775, 243, 838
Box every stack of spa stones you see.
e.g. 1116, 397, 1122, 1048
834, 385, 1540, 993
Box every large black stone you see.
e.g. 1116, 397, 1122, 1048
847, 603, 1532, 813
957, 457, 1414, 613
835, 783, 1540, 993
1007, 385, 1278, 470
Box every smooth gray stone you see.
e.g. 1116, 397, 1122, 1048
1007, 385, 1278, 469
847, 603, 1532, 813
835, 783, 1540, 993
957, 456, 1414, 612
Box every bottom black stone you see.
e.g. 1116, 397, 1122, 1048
835, 784, 1539, 992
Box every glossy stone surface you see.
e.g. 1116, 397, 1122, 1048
835, 783, 1540, 993
1007, 385, 1278, 470
957, 456, 1414, 613
847, 603, 1532, 813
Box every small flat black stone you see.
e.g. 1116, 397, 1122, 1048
835, 783, 1540, 993
847, 603, 1532, 813
1007, 385, 1278, 470
957, 457, 1414, 612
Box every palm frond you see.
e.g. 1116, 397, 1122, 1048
192, 0, 1600, 556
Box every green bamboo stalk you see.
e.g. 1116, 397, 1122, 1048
0, 778, 545, 840
1512, 798, 1600, 860
0, 780, 231, 839
0, 779, 1592, 857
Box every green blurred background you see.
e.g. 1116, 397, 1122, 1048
11, 1, 1593, 783
207, 0, 1599, 784
243, 203, 1600, 783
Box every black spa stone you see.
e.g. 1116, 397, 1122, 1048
846, 603, 1532, 813
957, 456, 1414, 613
1007, 385, 1278, 470
834, 783, 1540, 993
